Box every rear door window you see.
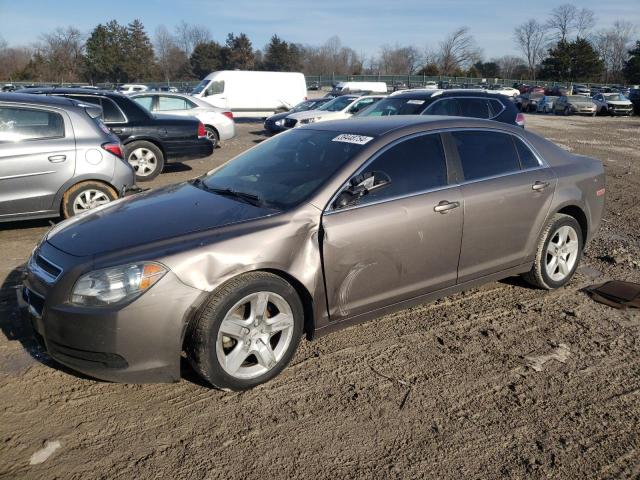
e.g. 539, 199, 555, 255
356, 133, 448, 205
424, 98, 460, 116
451, 130, 521, 181
0, 106, 65, 142
457, 98, 492, 119
134, 95, 154, 111
100, 98, 126, 123
157, 96, 191, 111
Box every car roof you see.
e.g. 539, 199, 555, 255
389, 89, 492, 100
0, 92, 83, 108
16, 87, 123, 98
300, 115, 519, 137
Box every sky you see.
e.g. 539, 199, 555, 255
1, 0, 639, 59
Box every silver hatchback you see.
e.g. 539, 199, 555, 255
0, 93, 135, 222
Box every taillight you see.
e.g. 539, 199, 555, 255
102, 142, 123, 159
197, 122, 206, 138
222, 111, 234, 120
516, 112, 526, 128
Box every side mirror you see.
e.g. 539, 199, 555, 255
333, 171, 391, 210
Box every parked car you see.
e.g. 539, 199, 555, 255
115, 84, 149, 95
550, 85, 570, 96
487, 85, 520, 97
2, 84, 18, 92
20, 115, 605, 389
553, 95, 597, 116
284, 95, 384, 128
154, 86, 179, 93
423, 81, 439, 90
263, 98, 332, 134
628, 88, 640, 114
131, 92, 235, 148
191, 70, 307, 117
517, 93, 544, 112
330, 81, 388, 95
0, 93, 135, 222
592, 93, 634, 116
537, 96, 558, 113
24, 88, 214, 181
356, 89, 525, 127
571, 84, 591, 96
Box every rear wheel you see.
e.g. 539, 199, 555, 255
125, 141, 164, 182
522, 214, 583, 290
564, 107, 571, 116
204, 126, 219, 148
186, 272, 304, 391
61, 181, 118, 219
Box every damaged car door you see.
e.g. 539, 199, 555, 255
321, 132, 463, 321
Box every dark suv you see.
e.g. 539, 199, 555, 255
22, 88, 214, 181
356, 89, 525, 127
628, 89, 640, 115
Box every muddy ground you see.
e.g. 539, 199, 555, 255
0, 113, 639, 480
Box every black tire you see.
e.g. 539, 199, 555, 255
124, 141, 164, 182
61, 181, 118, 219
522, 213, 584, 290
186, 272, 304, 391
204, 126, 219, 148
564, 107, 571, 116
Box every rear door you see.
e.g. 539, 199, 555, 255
0, 105, 76, 217
448, 130, 556, 283
321, 133, 463, 321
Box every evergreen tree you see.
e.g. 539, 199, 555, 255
124, 19, 156, 81
623, 41, 640, 84
84, 20, 128, 83
539, 38, 603, 82
190, 41, 229, 78
262, 35, 301, 71
226, 33, 255, 70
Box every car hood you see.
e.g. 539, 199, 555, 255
287, 110, 342, 121
605, 100, 632, 105
265, 111, 291, 122
569, 101, 595, 106
46, 183, 277, 257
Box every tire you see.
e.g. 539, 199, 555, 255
204, 126, 219, 148
186, 272, 304, 391
124, 141, 164, 182
564, 107, 571, 116
522, 213, 584, 290
61, 181, 118, 219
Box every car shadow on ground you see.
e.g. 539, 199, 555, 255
0, 218, 55, 231
162, 163, 193, 174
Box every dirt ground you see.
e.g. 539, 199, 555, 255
1, 113, 639, 480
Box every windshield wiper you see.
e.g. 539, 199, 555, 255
191, 178, 264, 207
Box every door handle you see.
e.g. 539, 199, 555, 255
434, 200, 460, 213
48, 155, 66, 163
532, 181, 550, 191
111, 129, 123, 134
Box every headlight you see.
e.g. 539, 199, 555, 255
71, 262, 167, 307
274, 119, 284, 126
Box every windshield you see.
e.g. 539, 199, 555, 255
318, 96, 356, 112
603, 93, 628, 101
191, 79, 209, 95
357, 97, 426, 116
199, 129, 368, 209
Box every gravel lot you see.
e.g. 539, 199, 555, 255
1, 113, 639, 479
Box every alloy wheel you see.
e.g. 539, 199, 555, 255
545, 225, 579, 282
216, 291, 295, 380
72, 189, 111, 215
128, 148, 158, 177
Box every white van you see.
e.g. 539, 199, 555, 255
331, 81, 388, 95
191, 71, 307, 117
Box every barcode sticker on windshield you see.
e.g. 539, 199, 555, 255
406, 99, 425, 105
332, 134, 374, 145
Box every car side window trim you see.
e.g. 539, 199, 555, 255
63, 94, 128, 124
324, 127, 547, 215
424, 96, 505, 119
0, 105, 67, 143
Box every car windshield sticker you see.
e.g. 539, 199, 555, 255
406, 99, 425, 105
332, 134, 374, 145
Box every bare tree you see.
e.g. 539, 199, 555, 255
155, 25, 189, 82
575, 8, 595, 39
378, 44, 421, 74
174, 21, 211, 56
514, 19, 547, 80
436, 27, 482, 75
494, 55, 526, 79
547, 4, 577, 42
300, 36, 363, 75
37, 27, 85, 82
595, 20, 636, 82
0, 44, 32, 81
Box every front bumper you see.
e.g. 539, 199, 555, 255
20, 243, 205, 383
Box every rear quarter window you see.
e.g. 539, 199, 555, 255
101, 98, 126, 123
0, 106, 65, 142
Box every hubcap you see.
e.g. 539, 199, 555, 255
217, 291, 295, 380
545, 225, 579, 282
72, 189, 111, 214
128, 148, 157, 177
205, 128, 218, 146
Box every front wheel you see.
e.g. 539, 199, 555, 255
186, 272, 304, 391
522, 214, 583, 290
61, 181, 118, 218
124, 141, 164, 182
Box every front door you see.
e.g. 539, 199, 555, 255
0, 105, 75, 217
321, 133, 463, 321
